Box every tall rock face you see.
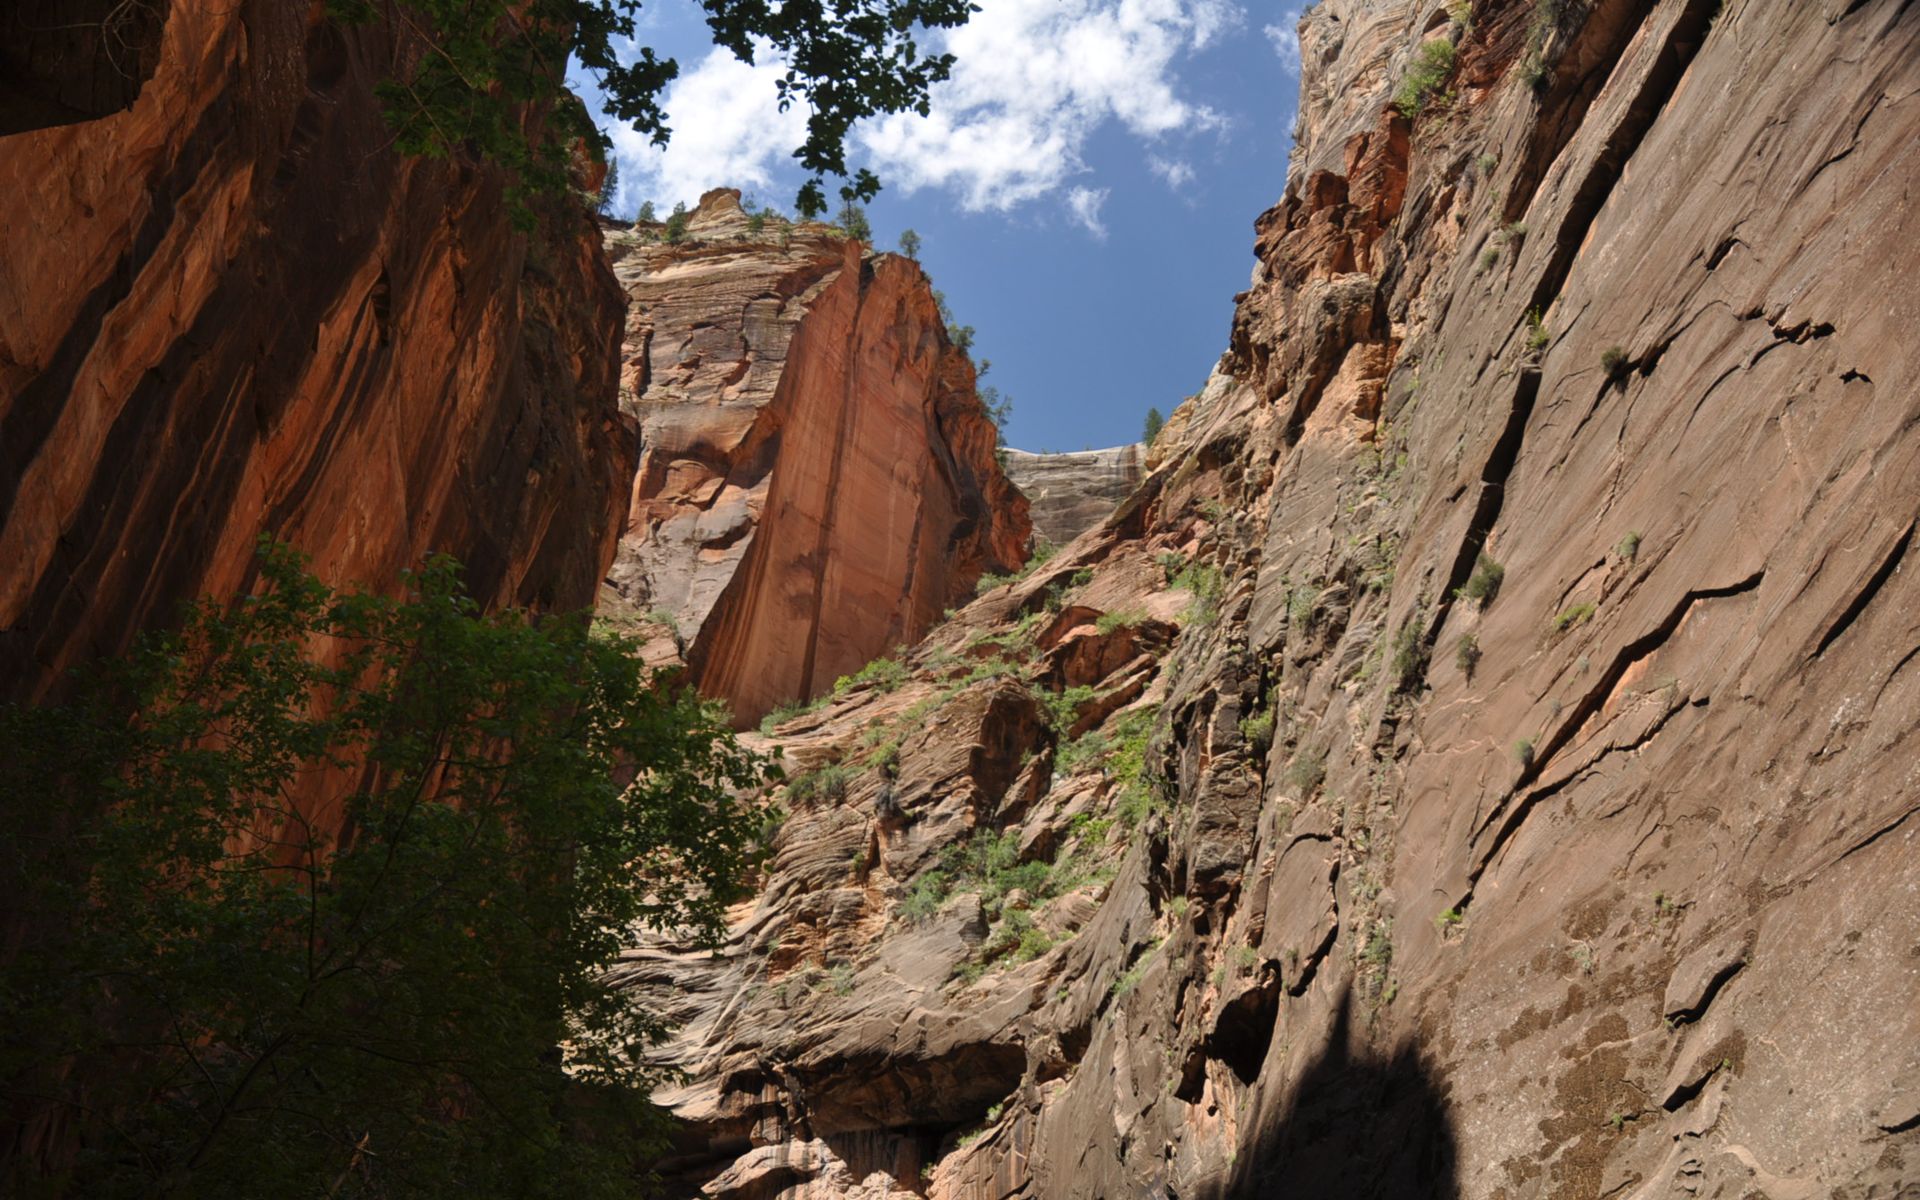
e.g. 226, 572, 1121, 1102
604, 190, 1030, 726
0, 0, 632, 704
1002, 445, 1144, 546
618, 2, 1920, 1198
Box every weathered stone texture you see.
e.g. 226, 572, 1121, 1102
0, 0, 631, 699
604, 190, 1029, 726
1002, 445, 1144, 546
623, 1, 1920, 1198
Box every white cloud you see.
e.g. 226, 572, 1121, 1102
1065, 186, 1111, 238
601, 0, 1239, 218
607, 46, 810, 209
1148, 156, 1195, 189
862, 0, 1233, 211
1263, 8, 1306, 75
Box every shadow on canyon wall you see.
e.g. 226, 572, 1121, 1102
1206, 988, 1459, 1200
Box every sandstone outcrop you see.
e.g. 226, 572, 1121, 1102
622, 1, 1920, 1197
0, 2, 630, 699
603, 190, 1029, 726
1001, 445, 1144, 546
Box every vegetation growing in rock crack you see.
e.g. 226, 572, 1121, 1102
1459, 553, 1506, 606
1394, 37, 1458, 118
0, 537, 772, 1198
1455, 632, 1482, 678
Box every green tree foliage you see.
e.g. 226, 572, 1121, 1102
1143, 406, 1165, 446
325, 0, 975, 219
897, 228, 922, 260
664, 200, 690, 243
637, 199, 657, 223
0, 540, 771, 1198
596, 154, 621, 216
980, 385, 1013, 444
836, 200, 872, 242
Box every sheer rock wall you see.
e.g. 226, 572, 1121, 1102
0, 0, 631, 707
604, 191, 1030, 726
1002, 445, 1145, 546
621, 1, 1920, 1197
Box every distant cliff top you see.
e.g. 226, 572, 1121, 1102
1001, 445, 1145, 546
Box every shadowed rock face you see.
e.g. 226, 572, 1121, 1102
620, 1, 1920, 1197
604, 190, 1030, 726
0, 1, 631, 703
1002, 446, 1145, 546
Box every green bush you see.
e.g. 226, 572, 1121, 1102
1455, 633, 1482, 677
834, 653, 909, 696
1601, 345, 1629, 380
1616, 530, 1642, 561
1525, 308, 1550, 353
1393, 38, 1458, 118
1460, 553, 1505, 606
1552, 602, 1596, 632
789, 761, 852, 803
1284, 747, 1328, 796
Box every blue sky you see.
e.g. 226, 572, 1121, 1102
570, 0, 1308, 452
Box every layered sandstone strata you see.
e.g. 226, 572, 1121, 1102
604, 190, 1029, 726
621, 2, 1920, 1197
0, 0, 630, 697
1001, 445, 1144, 546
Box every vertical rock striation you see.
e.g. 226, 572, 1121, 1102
604, 190, 1029, 726
0, 0, 632, 706
619, 2, 1920, 1197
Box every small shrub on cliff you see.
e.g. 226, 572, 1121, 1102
1601, 345, 1630, 381
1393, 37, 1458, 118
1284, 747, 1328, 797
0, 538, 771, 1198
665, 200, 691, 242
834, 652, 909, 696
898, 228, 922, 259
1238, 707, 1276, 755
1455, 632, 1482, 678
1459, 552, 1506, 607
1525, 307, 1551, 353
1552, 601, 1596, 632
1616, 530, 1642, 562
1143, 406, 1165, 445
788, 761, 852, 804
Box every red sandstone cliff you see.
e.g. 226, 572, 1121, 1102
618, 2, 1920, 1197
0, 0, 632, 703
603, 190, 1030, 726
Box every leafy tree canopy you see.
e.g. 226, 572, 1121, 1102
0, 540, 771, 1197
1143, 406, 1165, 446
328, 0, 977, 219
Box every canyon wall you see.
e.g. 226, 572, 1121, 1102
1002, 445, 1145, 546
618, 1, 1920, 1197
0, 0, 631, 704
604, 190, 1030, 726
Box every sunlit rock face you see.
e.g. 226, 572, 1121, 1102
1002, 445, 1145, 547
618, 2, 1920, 1197
604, 189, 1030, 727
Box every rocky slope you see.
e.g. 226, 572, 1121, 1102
602, 190, 1029, 726
1002, 445, 1146, 546
618, 1, 1920, 1197
0, 0, 630, 706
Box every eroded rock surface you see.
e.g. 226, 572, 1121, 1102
1002, 446, 1145, 546
604, 190, 1029, 726
0, 3, 629, 703
623, 1, 1920, 1197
